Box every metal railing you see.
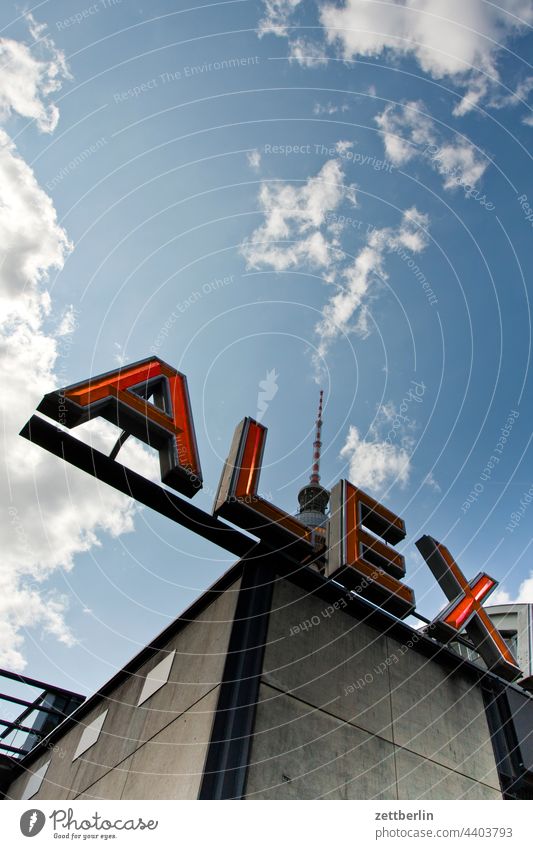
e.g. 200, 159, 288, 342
0, 668, 84, 759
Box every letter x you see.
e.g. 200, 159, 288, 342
416, 535, 521, 682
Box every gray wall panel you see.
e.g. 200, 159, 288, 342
245, 684, 398, 799
263, 578, 394, 739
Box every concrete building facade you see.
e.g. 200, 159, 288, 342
2, 550, 532, 801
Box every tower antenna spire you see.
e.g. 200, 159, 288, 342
296, 390, 330, 530
310, 389, 324, 485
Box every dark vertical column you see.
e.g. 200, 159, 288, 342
199, 550, 276, 799
482, 679, 524, 799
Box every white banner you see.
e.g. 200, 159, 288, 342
1, 800, 530, 848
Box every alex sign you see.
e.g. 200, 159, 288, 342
29, 356, 522, 683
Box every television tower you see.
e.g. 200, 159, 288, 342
296, 390, 330, 529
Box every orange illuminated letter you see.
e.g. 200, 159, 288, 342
326, 480, 415, 618
416, 535, 522, 681
37, 357, 202, 497
214, 418, 316, 557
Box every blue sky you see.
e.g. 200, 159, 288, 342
1, 0, 532, 696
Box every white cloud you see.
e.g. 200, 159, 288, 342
247, 149, 262, 170
335, 139, 353, 154
315, 207, 429, 354
0, 19, 154, 669
241, 158, 356, 271
319, 0, 533, 113
340, 424, 411, 493
241, 160, 429, 368
112, 340, 129, 365
423, 471, 441, 492
313, 101, 349, 115
456, 73, 533, 118
452, 75, 490, 117
433, 142, 487, 189
288, 37, 329, 67
489, 573, 533, 605
375, 100, 488, 189
0, 12, 70, 133
338, 385, 434, 494
241, 157, 430, 495
260, 0, 533, 115
488, 75, 533, 124
258, 0, 303, 37
375, 100, 436, 165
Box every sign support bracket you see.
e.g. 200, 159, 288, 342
20, 415, 255, 559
